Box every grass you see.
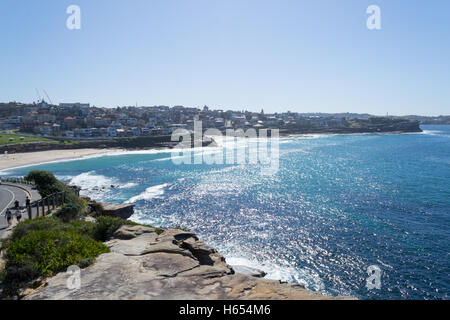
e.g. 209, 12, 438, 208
0, 132, 57, 145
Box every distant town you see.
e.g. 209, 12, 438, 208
0, 100, 446, 140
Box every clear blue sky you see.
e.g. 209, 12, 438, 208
1, 0, 449, 116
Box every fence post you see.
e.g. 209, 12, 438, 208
41, 200, 45, 217
52, 195, 55, 210
36, 201, 40, 217
27, 205, 32, 220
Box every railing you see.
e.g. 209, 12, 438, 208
1, 177, 35, 186
26, 191, 67, 220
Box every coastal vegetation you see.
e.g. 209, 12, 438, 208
25, 170, 84, 209
0, 171, 164, 298
0, 217, 110, 297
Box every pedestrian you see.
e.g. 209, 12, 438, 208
25, 196, 31, 207
14, 199, 20, 209
16, 209, 22, 223
5, 209, 12, 226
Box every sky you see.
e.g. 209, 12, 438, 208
0, 0, 449, 116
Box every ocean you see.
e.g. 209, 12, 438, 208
3, 125, 449, 300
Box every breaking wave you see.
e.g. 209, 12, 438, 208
126, 183, 170, 203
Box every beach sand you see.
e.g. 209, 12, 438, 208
0, 148, 123, 171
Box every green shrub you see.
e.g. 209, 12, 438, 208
91, 216, 164, 241
25, 171, 59, 197
54, 203, 83, 222
121, 219, 164, 235
25, 170, 84, 208
0, 212, 165, 297
174, 226, 190, 232
92, 216, 126, 241
5, 217, 97, 244
69, 220, 97, 238
7, 217, 71, 243
1, 230, 109, 290
88, 202, 104, 216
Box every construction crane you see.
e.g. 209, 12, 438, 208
35, 88, 42, 102
43, 89, 53, 105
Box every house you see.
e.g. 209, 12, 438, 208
116, 129, 126, 137
131, 127, 140, 136
107, 127, 117, 137
64, 117, 77, 130
52, 123, 61, 136
111, 121, 123, 129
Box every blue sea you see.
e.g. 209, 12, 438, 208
3, 125, 449, 300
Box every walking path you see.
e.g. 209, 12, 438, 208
0, 182, 41, 236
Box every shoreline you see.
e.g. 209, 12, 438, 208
0, 130, 427, 172
0, 148, 124, 172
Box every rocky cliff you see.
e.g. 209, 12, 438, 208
24, 225, 352, 300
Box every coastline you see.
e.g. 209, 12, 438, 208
0, 130, 424, 172
0, 148, 123, 172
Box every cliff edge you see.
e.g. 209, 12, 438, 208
24, 225, 353, 300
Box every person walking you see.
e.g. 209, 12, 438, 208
25, 196, 31, 207
14, 199, 20, 210
5, 209, 12, 227
16, 209, 22, 223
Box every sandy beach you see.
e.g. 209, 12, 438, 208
0, 148, 123, 171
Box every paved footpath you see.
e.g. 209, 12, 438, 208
0, 183, 41, 236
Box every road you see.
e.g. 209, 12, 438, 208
0, 184, 33, 234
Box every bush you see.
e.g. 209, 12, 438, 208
54, 203, 83, 222
25, 170, 84, 208
88, 202, 104, 216
1, 230, 109, 291
0, 212, 165, 297
0, 216, 108, 296
121, 219, 164, 235
174, 226, 190, 232
25, 171, 59, 197
90, 216, 164, 241
4, 217, 96, 244
92, 216, 127, 241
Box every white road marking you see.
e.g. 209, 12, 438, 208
1, 187, 15, 215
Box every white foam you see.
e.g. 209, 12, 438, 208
421, 130, 448, 137
126, 183, 169, 203
225, 256, 327, 294
118, 182, 139, 189
288, 133, 335, 139
69, 171, 118, 190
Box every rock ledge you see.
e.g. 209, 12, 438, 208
24, 225, 353, 300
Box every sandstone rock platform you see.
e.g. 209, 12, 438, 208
25, 225, 353, 300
